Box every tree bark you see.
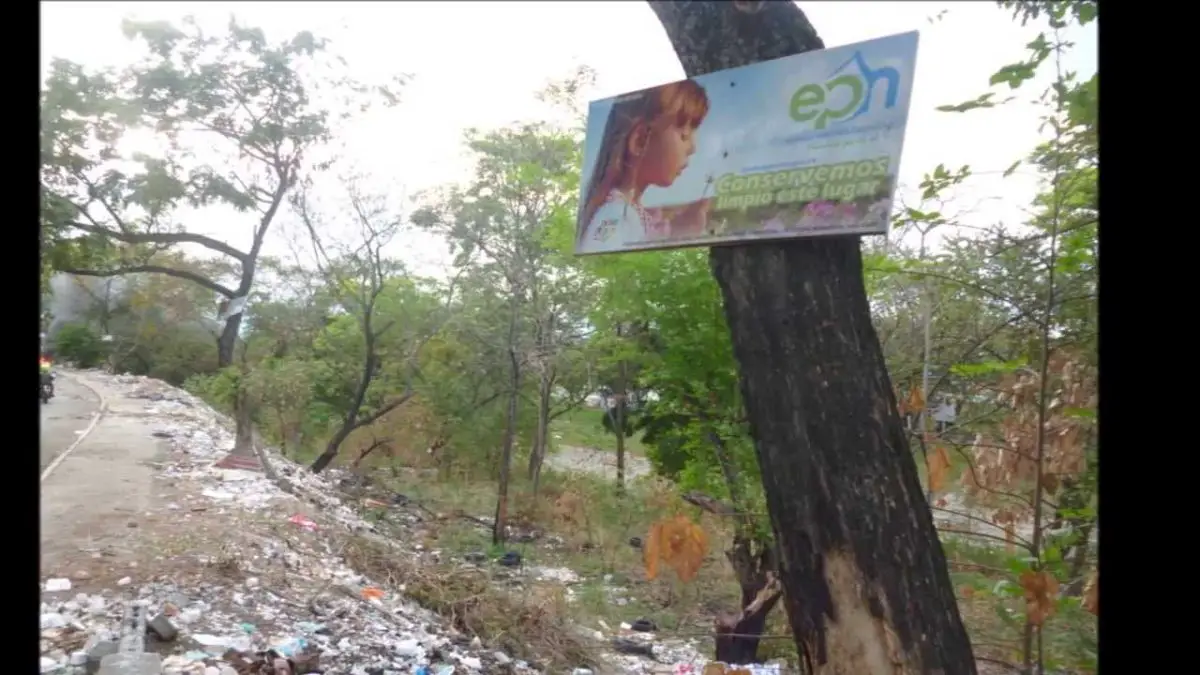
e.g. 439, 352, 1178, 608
494, 299, 522, 545
528, 373, 553, 495
615, 357, 628, 494
648, 3, 976, 674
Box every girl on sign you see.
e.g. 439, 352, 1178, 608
577, 80, 712, 254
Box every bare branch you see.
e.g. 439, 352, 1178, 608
60, 265, 236, 298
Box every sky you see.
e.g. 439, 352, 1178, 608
41, 1, 1097, 279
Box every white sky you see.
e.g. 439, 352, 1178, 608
41, 1, 1096, 277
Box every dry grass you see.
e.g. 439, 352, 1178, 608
340, 534, 601, 672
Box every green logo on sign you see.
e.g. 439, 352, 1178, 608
789, 51, 901, 130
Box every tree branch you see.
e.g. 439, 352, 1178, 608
69, 220, 249, 262
60, 265, 237, 298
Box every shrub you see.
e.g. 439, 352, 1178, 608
53, 323, 108, 368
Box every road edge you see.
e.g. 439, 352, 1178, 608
40, 370, 108, 484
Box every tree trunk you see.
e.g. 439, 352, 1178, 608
649, 3, 976, 673
220, 311, 259, 457
716, 576, 782, 665
310, 434, 346, 474
494, 301, 522, 545
528, 373, 553, 493
615, 358, 628, 494
217, 312, 243, 368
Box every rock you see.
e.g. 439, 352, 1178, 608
74, 570, 92, 580
571, 670, 594, 675
116, 577, 132, 586
40, 656, 59, 673
204, 667, 221, 675
493, 651, 511, 665
70, 651, 88, 666
146, 613, 179, 641
245, 577, 260, 588
219, 668, 238, 675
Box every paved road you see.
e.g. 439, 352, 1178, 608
39, 372, 100, 470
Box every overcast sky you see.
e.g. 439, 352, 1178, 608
41, 1, 1097, 277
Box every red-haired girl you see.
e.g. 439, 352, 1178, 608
577, 80, 712, 253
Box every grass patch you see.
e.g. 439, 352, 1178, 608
359, 466, 762, 662
550, 407, 648, 456
341, 534, 599, 671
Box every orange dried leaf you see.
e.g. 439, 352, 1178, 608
644, 521, 663, 580
1019, 570, 1059, 626
702, 664, 728, 675
1082, 571, 1098, 616
959, 585, 976, 600
360, 587, 385, 601
1041, 473, 1060, 494
927, 445, 951, 492
646, 515, 709, 583
907, 386, 925, 413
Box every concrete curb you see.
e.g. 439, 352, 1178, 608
40, 371, 108, 484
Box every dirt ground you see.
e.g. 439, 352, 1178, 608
545, 444, 652, 481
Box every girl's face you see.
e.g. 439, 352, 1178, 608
637, 121, 698, 187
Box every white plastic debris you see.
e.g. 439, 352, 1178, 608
44, 578, 72, 592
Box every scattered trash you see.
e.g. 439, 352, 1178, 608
288, 514, 318, 532
116, 576, 132, 586
629, 619, 656, 633
498, 551, 522, 567
44, 578, 72, 592
360, 586, 385, 601
146, 612, 179, 641
202, 488, 236, 501
628, 537, 643, 549
611, 637, 655, 657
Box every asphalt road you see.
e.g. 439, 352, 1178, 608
39, 373, 100, 471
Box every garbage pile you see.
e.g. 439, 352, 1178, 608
42, 372, 786, 675
41, 577, 536, 675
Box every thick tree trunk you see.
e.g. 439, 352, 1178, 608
219, 311, 259, 458
217, 312, 242, 368
648, 3, 976, 674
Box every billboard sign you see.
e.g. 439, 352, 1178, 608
574, 31, 919, 256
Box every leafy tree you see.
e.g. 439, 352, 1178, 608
292, 174, 452, 473
413, 122, 585, 543
40, 16, 401, 454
